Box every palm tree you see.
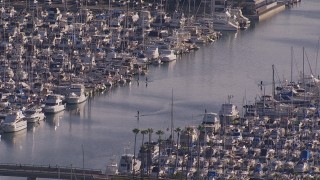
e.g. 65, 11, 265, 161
174, 127, 182, 172
140, 129, 148, 177
155, 130, 164, 178
141, 129, 148, 146
147, 128, 153, 175
132, 128, 140, 176
197, 125, 205, 177
185, 126, 194, 179
147, 128, 154, 145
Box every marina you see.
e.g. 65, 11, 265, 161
0, 0, 320, 179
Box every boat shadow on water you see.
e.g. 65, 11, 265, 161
44, 111, 65, 130
65, 101, 87, 116
0, 129, 27, 146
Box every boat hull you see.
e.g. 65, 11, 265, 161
25, 114, 45, 123
65, 95, 88, 104
43, 105, 65, 114
1, 121, 27, 133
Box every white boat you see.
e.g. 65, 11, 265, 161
0, 93, 10, 108
219, 95, 240, 125
202, 112, 221, 133
159, 49, 177, 62
294, 161, 309, 173
65, 84, 88, 104
145, 46, 160, 60
212, 11, 239, 31
118, 154, 141, 175
1, 110, 27, 133
105, 156, 119, 175
43, 94, 65, 114
24, 106, 45, 123
229, 8, 250, 29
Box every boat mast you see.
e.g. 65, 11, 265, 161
315, 37, 320, 76
291, 46, 293, 83
303, 47, 306, 102
272, 64, 275, 99
170, 89, 174, 141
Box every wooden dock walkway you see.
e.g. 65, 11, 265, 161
0, 163, 109, 180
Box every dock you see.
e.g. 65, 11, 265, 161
0, 163, 108, 180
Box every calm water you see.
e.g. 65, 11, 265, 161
1, 1, 320, 179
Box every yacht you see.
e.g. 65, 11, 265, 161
202, 112, 221, 133
159, 49, 177, 62
0, 93, 9, 108
212, 11, 239, 31
118, 154, 141, 175
1, 110, 27, 133
105, 156, 119, 175
145, 46, 160, 60
65, 84, 88, 104
229, 8, 250, 29
219, 96, 240, 125
294, 161, 309, 173
43, 94, 65, 114
24, 105, 45, 123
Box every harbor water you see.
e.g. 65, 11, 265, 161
1, 0, 320, 179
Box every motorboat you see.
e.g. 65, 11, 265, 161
118, 154, 141, 175
42, 94, 65, 113
202, 112, 221, 133
294, 161, 309, 173
105, 156, 119, 175
212, 11, 239, 31
229, 8, 250, 29
159, 49, 176, 62
0, 93, 10, 108
219, 96, 240, 125
65, 84, 88, 104
24, 105, 45, 123
1, 110, 27, 133
145, 46, 160, 60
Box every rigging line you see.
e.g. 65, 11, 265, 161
273, 65, 282, 87
292, 47, 300, 79
304, 50, 314, 75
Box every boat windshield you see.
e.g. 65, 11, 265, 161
46, 103, 58, 106
4, 114, 18, 123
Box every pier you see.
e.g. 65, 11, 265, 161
0, 163, 108, 180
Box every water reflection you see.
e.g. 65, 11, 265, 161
0, 129, 27, 147
45, 111, 64, 130
27, 121, 43, 132
66, 101, 87, 117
